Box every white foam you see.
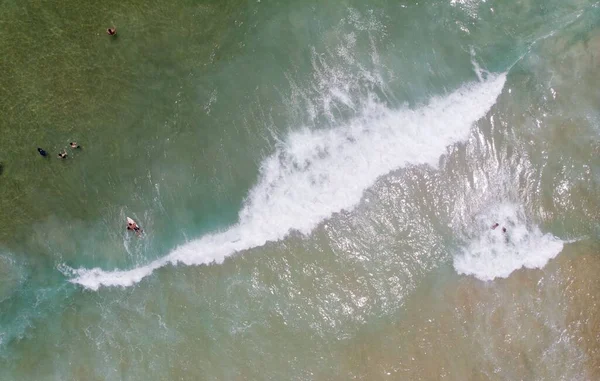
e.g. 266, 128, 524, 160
470, 47, 491, 82
453, 204, 564, 281
68, 74, 506, 290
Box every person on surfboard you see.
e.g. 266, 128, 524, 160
127, 217, 142, 235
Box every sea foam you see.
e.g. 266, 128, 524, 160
453, 203, 564, 281
67, 74, 507, 290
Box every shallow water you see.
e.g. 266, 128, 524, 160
0, 0, 599, 379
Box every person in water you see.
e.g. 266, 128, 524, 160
491, 223, 508, 232
58, 150, 68, 159
37, 148, 48, 157
107, 28, 116, 36
127, 221, 142, 234
70, 142, 80, 149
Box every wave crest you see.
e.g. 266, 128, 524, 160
67, 74, 507, 290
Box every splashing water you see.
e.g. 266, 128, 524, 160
453, 203, 564, 281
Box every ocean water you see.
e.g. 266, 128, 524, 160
0, 0, 599, 379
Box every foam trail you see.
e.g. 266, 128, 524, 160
68, 74, 506, 290
453, 204, 564, 281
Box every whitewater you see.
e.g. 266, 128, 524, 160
453, 203, 565, 281
66, 73, 507, 290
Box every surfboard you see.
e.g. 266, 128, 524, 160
127, 217, 136, 225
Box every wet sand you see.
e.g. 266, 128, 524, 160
330, 241, 599, 380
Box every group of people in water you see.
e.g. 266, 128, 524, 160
37, 29, 117, 159
37, 142, 80, 159
37, 139, 141, 235
36, 27, 117, 160
35, 26, 145, 236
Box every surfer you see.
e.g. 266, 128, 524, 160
107, 27, 116, 36
127, 217, 142, 235
58, 150, 68, 159
127, 221, 140, 231
37, 148, 48, 157
70, 142, 80, 149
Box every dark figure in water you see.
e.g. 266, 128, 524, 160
58, 150, 68, 159
107, 28, 116, 36
70, 142, 80, 149
37, 148, 48, 157
491, 223, 499, 230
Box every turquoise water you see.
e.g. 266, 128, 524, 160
1, 0, 599, 379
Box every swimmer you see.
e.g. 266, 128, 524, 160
70, 142, 80, 149
491, 223, 499, 230
37, 148, 48, 157
58, 150, 68, 159
107, 28, 116, 36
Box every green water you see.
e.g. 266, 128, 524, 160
1, 0, 599, 379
